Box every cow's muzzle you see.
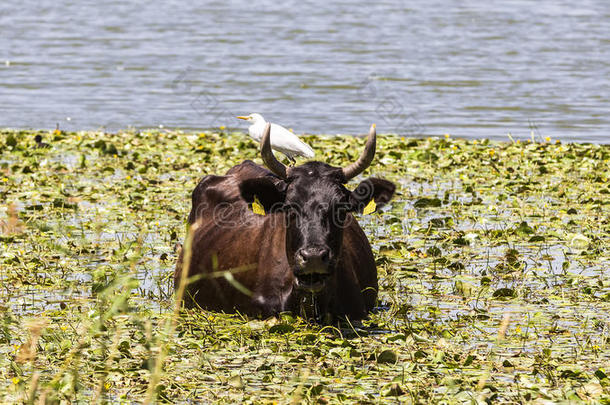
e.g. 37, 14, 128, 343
294, 247, 331, 292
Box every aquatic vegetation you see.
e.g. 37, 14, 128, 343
0, 128, 608, 403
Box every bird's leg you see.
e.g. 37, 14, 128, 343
287, 156, 296, 166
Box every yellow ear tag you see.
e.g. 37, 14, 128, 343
362, 199, 377, 215
252, 196, 266, 216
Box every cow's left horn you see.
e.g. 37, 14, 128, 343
342, 124, 376, 181
260, 123, 288, 179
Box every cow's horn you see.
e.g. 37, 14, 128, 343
342, 124, 376, 181
260, 123, 288, 179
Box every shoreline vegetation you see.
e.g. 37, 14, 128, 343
1, 128, 609, 403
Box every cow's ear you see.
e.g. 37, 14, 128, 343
239, 177, 286, 212
349, 178, 396, 213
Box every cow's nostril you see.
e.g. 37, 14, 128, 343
297, 249, 309, 263
320, 249, 330, 263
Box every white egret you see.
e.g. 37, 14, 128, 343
236, 113, 314, 163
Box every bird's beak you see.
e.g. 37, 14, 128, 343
236, 116, 249, 120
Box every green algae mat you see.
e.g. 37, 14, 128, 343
1, 128, 609, 403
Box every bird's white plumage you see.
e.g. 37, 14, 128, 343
237, 113, 314, 161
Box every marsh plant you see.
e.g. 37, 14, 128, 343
0, 128, 609, 403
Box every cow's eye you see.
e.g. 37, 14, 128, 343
332, 204, 348, 225
285, 204, 300, 220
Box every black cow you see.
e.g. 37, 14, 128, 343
175, 124, 395, 321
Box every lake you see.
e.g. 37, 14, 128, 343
1, 0, 608, 142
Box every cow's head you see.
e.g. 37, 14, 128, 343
240, 124, 395, 292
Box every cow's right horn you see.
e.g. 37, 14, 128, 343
260, 123, 288, 179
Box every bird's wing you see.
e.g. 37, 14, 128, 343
249, 123, 264, 141
270, 123, 315, 158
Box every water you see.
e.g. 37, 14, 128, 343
1, 0, 608, 142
